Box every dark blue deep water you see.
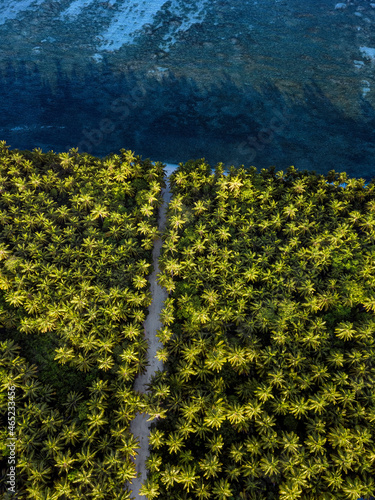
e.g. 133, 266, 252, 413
0, 0, 374, 181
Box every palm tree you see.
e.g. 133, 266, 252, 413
102, 449, 121, 472
211, 478, 233, 500
193, 199, 209, 215
191, 416, 211, 440
51, 477, 74, 499
22, 379, 42, 401
278, 479, 304, 500
160, 463, 181, 490
199, 453, 222, 479
280, 431, 301, 455
321, 469, 344, 491
341, 477, 371, 500
165, 431, 184, 454
307, 393, 329, 415
169, 214, 187, 231
145, 453, 163, 473
90, 204, 109, 223
360, 295, 375, 313
0, 339, 21, 359
174, 417, 194, 439
178, 464, 198, 492
73, 468, 97, 488
121, 322, 142, 341
254, 383, 274, 401
61, 421, 81, 446
53, 345, 75, 366
130, 308, 146, 323
289, 396, 310, 419
27, 458, 52, 486
152, 382, 171, 400
53, 449, 77, 473
149, 428, 166, 450
243, 398, 263, 420
25, 484, 47, 500
62, 391, 85, 415
74, 353, 96, 372
41, 409, 63, 434
78, 334, 99, 354
96, 335, 115, 354
139, 476, 160, 499
194, 479, 212, 500
155, 347, 169, 362
259, 452, 280, 480
117, 431, 141, 457
305, 432, 326, 455
4, 289, 27, 307
42, 435, 64, 458
226, 403, 246, 428
140, 204, 154, 217
160, 303, 175, 326
0, 371, 22, 390
225, 463, 242, 482
173, 170, 188, 186
76, 446, 98, 468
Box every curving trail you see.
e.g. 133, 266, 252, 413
127, 176, 172, 499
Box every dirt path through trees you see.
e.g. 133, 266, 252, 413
127, 176, 172, 498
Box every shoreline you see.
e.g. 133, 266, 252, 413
159, 162, 369, 187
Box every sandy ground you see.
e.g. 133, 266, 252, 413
127, 175, 172, 499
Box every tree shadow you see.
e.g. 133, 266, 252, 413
0, 60, 373, 180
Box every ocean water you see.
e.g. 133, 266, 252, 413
0, 5, 374, 500
0, 0, 374, 181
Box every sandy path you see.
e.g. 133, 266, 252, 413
127, 178, 172, 499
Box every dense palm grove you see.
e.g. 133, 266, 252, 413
0, 141, 165, 499
1, 145, 375, 500
143, 160, 375, 500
